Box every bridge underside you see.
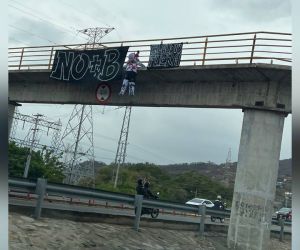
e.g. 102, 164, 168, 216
9, 63, 291, 113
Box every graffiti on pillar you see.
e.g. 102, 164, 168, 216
50, 47, 129, 83
147, 43, 183, 69
235, 200, 265, 222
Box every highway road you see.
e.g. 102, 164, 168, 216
9, 194, 290, 233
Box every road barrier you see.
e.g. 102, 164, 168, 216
8, 177, 290, 237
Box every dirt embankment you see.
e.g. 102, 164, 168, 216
9, 212, 291, 250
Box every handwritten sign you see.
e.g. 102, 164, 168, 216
148, 43, 183, 69
50, 47, 129, 83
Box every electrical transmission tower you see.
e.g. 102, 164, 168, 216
9, 113, 62, 178
225, 147, 232, 168
59, 27, 114, 186
23, 114, 43, 178
59, 105, 95, 185
9, 106, 19, 140
113, 106, 132, 188
10, 112, 62, 151
78, 27, 114, 49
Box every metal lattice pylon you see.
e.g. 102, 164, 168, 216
114, 106, 132, 188
10, 113, 63, 177
50, 119, 62, 155
59, 105, 95, 185
58, 27, 114, 186
9, 106, 19, 140
225, 147, 232, 168
78, 27, 114, 49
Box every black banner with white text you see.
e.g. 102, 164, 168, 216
50, 47, 129, 83
148, 43, 183, 69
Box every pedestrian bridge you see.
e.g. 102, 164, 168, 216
9, 31, 291, 113
8, 31, 292, 250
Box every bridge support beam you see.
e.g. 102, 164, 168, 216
228, 109, 286, 250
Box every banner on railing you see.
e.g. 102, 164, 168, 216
148, 43, 183, 69
50, 47, 129, 82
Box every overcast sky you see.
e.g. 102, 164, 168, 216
8, 0, 292, 165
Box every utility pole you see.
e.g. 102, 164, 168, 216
23, 114, 42, 178
114, 106, 132, 188
10, 112, 62, 152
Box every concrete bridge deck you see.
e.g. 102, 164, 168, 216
9, 63, 291, 113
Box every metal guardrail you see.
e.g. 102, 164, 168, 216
8, 177, 290, 238
8, 31, 292, 70
8, 177, 227, 236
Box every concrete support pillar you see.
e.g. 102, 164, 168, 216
8, 101, 18, 138
227, 109, 286, 250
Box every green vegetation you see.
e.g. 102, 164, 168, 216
93, 163, 233, 205
9, 142, 65, 183
9, 142, 233, 205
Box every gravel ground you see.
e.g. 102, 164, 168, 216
9, 212, 291, 250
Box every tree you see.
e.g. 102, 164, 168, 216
93, 163, 233, 204
9, 142, 65, 183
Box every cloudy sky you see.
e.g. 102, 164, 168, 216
8, 0, 292, 165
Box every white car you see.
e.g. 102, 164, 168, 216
185, 198, 215, 208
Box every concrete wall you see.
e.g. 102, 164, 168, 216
9, 64, 291, 113
227, 109, 286, 250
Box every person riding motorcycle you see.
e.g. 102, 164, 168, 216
143, 181, 157, 199
134, 179, 159, 218
142, 181, 159, 218
211, 195, 226, 223
136, 178, 145, 196
213, 195, 225, 210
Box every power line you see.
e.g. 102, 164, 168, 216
93, 131, 176, 164
59, 0, 112, 28
9, 1, 87, 41
128, 143, 177, 164
9, 37, 31, 46
9, 24, 60, 45
10, 113, 62, 178
22, 110, 176, 165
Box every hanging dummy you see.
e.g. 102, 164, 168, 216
119, 51, 144, 96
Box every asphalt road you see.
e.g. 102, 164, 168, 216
9, 195, 291, 233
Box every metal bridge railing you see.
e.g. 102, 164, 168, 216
9, 177, 290, 239
8, 31, 292, 70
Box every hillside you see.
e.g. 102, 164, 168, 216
93, 163, 233, 204
157, 159, 292, 188
89, 159, 291, 206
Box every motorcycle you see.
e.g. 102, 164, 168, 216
210, 202, 226, 223
135, 192, 160, 218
